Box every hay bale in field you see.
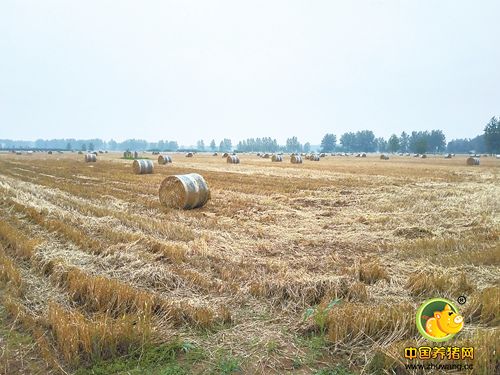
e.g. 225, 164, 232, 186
256, 152, 261, 157
186, 152, 194, 157
222, 152, 229, 158
48, 151, 53, 154
158, 154, 172, 165
159, 173, 210, 209
291, 154, 303, 164
380, 154, 389, 160
466, 157, 480, 166
309, 154, 320, 161
444, 153, 452, 159
85, 154, 97, 162
361, 152, 367, 157
271, 154, 283, 162
213, 152, 218, 156
420, 154, 427, 159
262, 153, 270, 159
226, 155, 240, 164
132, 159, 154, 174
355, 153, 361, 157
320, 153, 326, 157
78, 151, 83, 155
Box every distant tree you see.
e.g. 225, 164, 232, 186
108, 139, 117, 151
88, 143, 95, 151
399, 131, 409, 152
375, 137, 387, 152
219, 139, 232, 152
484, 116, 500, 153
81, 143, 87, 151
387, 134, 400, 153
197, 140, 205, 151
285, 136, 302, 153
340, 132, 355, 151
415, 138, 428, 154
66, 142, 72, 151
429, 130, 446, 153
303, 142, 311, 153
320, 133, 336, 153
210, 139, 216, 151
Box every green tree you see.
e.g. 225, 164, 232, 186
375, 137, 387, 152
303, 142, 311, 153
285, 136, 302, 152
484, 116, 500, 154
88, 142, 95, 151
400, 131, 409, 152
429, 130, 446, 153
66, 142, 72, 151
320, 133, 336, 152
210, 139, 216, 151
196, 140, 205, 151
387, 134, 400, 153
81, 143, 87, 151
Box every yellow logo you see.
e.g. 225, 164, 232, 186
416, 298, 464, 342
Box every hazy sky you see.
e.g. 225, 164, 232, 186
1, 1, 499, 145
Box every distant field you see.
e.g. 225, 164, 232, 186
0, 152, 498, 374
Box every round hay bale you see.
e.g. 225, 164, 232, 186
47, 151, 53, 154
309, 154, 320, 161
262, 153, 270, 159
132, 159, 154, 174
271, 155, 283, 162
85, 154, 97, 162
227, 155, 240, 164
361, 153, 367, 157
466, 157, 480, 166
420, 154, 427, 159
158, 154, 172, 165
159, 173, 210, 209
186, 152, 194, 157
320, 153, 326, 157
380, 154, 389, 160
213, 152, 218, 156
291, 154, 303, 164
222, 152, 229, 158
444, 153, 452, 159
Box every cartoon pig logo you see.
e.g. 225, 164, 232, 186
424, 304, 464, 338
416, 298, 465, 342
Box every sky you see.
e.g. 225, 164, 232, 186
1, 0, 499, 146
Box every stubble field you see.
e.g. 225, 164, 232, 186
0, 152, 498, 374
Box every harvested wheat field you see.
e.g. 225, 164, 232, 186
0, 152, 498, 374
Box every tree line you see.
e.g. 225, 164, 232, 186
1, 117, 498, 154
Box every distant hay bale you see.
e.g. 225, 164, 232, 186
380, 154, 389, 160
85, 154, 97, 162
132, 159, 154, 174
256, 152, 261, 157
222, 152, 229, 158
444, 153, 452, 159
213, 152, 218, 156
262, 153, 270, 159
159, 173, 210, 209
291, 154, 303, 164
78, 151, 83, 155
186, 152, 194, 157
361, 153, 367, 157
420, 154, 427, 159
48, 151, 53, 154
158, 154, 172, 165
123, 151, 132, 159
309, 154, 320, 161
413, 154, 419, 158
466, 157, 480, 166
355, 153, 361, 157
226, 155, 240, 164
320, 153, 326, 157
271, 155, 283, 162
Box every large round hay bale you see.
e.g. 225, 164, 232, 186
420, 154, 427, 159
466, 157, 480, 166
186, 152, 194, 157
444, 153, 452, 159
159, 173, 210, 209
213, 152, 218, 156
48, 151, 53, 154
227, 155, 240, 164
222, 152, 229, 158
85, 154, 97, 162
361, 152, 367, 157
158, 154, 172, 165
271, 155, 283, 162
308, 154, 320, 161
262, 153, 270, 159
380, 154, 389, 160
132, 159, 154, 174
291, 154, 303, 164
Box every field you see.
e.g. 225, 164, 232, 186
0, 152, 498, 374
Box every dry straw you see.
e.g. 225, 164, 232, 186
186, 152, 194, 157
159, 173, 211, 209
227, 155, 240, 164
380, 154, 389, 160
309, 154, 320, 161
291, 154, 303, 164
85, 154, 97, 162
466, 157, 480, 166
132, 159, 154, 174
222, 152, 229, 158
271, 155, 283, 162
157, 154, 172, 165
